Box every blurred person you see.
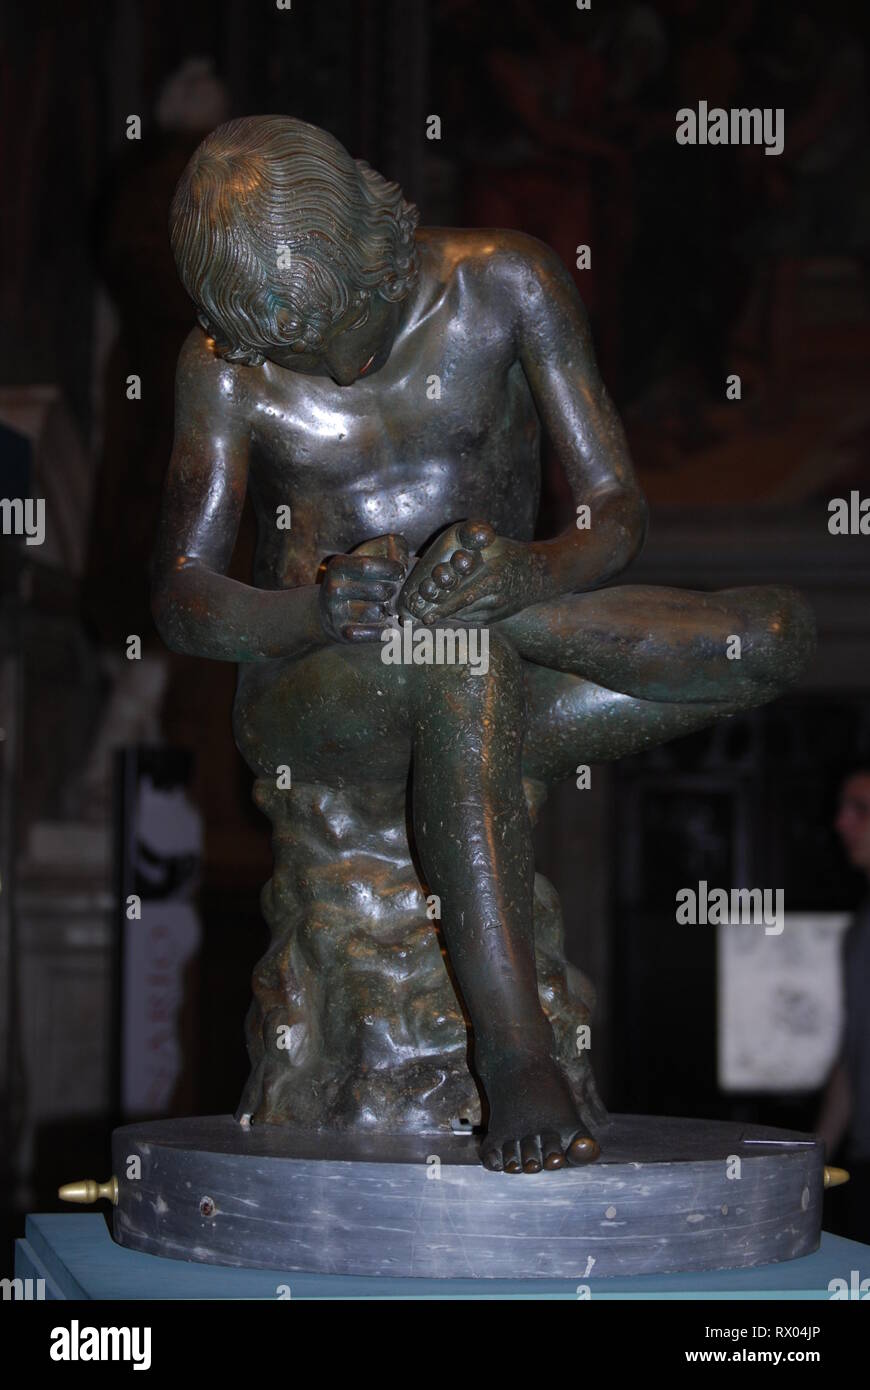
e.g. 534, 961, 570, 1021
818, 765, 870, 1242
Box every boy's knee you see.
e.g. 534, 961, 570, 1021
744, 586, 816, 694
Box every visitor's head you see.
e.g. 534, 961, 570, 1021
170, 115, 419, 385
835, 765, 870, 875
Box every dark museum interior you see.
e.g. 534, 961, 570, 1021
2, 0, 870, 1283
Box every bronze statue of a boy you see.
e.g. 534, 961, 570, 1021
153, 116, 813, 1174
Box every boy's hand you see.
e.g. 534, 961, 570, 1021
397, 521, 548, 626
319, 534, 410, 642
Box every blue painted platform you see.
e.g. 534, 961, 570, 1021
14, 1214, 870, 1299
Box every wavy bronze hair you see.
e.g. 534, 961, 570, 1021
170, 115, 420, 365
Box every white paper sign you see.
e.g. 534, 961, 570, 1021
718, 913, 851, 1091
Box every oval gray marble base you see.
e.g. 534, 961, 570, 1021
112, 1114, 823, 1278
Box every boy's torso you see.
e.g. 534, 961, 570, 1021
239, 229, 543, 589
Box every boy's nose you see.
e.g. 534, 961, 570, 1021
324, 351, 356, 387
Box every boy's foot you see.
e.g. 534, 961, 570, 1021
479, 1055, 601, 1173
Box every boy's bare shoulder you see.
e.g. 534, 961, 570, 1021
421, 226, 572, 305
175, 326, 261, 417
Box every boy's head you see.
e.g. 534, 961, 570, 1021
170, 115, 419, 384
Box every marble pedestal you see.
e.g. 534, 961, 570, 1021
111, 1113, 824, 1278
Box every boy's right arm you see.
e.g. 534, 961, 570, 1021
152, 333, 404, 660
151, 331, 326, 662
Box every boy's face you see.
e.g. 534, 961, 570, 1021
264, 291, 401, 387
835, 773, 870, 874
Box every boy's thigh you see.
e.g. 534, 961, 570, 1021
500, 584, 806, 702
233, 640, 413, 781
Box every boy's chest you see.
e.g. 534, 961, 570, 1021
249, 330, 533, 486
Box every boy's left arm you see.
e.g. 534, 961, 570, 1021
398, 235, 648, 625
